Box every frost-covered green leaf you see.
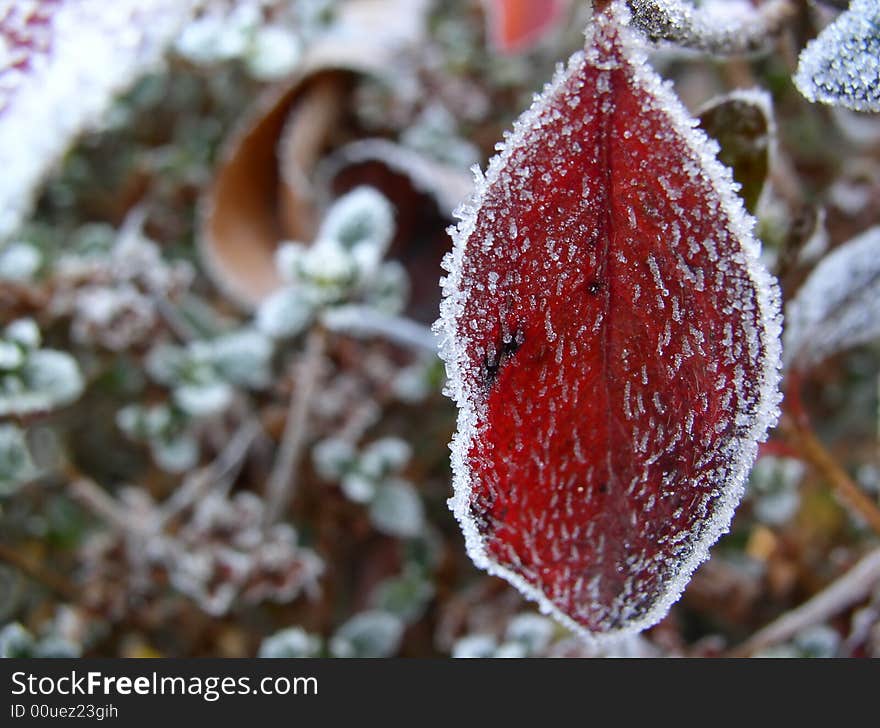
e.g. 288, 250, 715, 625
298, 241, 359, 300
0, 242, 42, 281
197, 329, 274, 389
174, 3, 256, 65
174, 381, 233, 418
748, 456, 805, 526
5, 319, 40, 350
341, 471, 378, 503
150, 432, 200, 474
317, 186, 395, 274
0, 623, 34, 658
258, 627, 323, 658
0, 320, 84, 416
275, 242, 309, 282
493, 641, 529, 658
246, 25, 303, 80
0, 425, 35, 496
392, 357, 444, 403
363, 261, 409, 314
145, 328, 273, 418
329, 610, 404, 658
117, 403, 174, 441
256, 189, 403, 340
0, 622, 79, 658
369, 479, 424, 538
451, 633, 497, 658
372, 567, 434, 622
359, 437, 412, 479
504, 613, 556, 654
627, 0, 794, 56
451, 613, 556, 658
256, 287, 315, 339
794, 0, 880, 113
313, 436, 422, 535
785, 226, 880, 369
312, 437, 358, 480
117, 403, 199, 473
400, 103, 481, 168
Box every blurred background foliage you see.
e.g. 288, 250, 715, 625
0, 0, 878, 657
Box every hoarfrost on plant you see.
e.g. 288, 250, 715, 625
794, 0, 880, 113
784, 226, 880, 369
436, 1, 781, 639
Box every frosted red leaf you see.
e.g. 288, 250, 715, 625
437, 3, 781, 639
481, 0, 569, 54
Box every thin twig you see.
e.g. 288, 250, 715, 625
68, 477, 141, 533
263, 327, 326, 526
337, 399, 381, 443
154, 297, 200, 343
780, 416, 880, 536
159, 417, 262, 525
0, 542, 79, 602
730, 548, 880, 657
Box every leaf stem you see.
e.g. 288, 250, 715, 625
263, 327, 326, 526
780, 415, 880, 536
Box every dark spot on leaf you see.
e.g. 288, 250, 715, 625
483, 325, 525, 388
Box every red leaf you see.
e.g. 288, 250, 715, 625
437, 4, 781, 638
482, 0, 569, 54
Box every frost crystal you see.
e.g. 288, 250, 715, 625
784, 226, 880, 369
436, 2, 781, 639
794, 0, 880, 113
0, 0, 204, 240
627, 0, 794, 56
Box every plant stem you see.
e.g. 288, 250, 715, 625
780, 416, 880, 536
159, 417, 262, 525
68, 477, 140, 533
0, 542, 79, 603
263, 327, 326, 527
730, 547, 880, 657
